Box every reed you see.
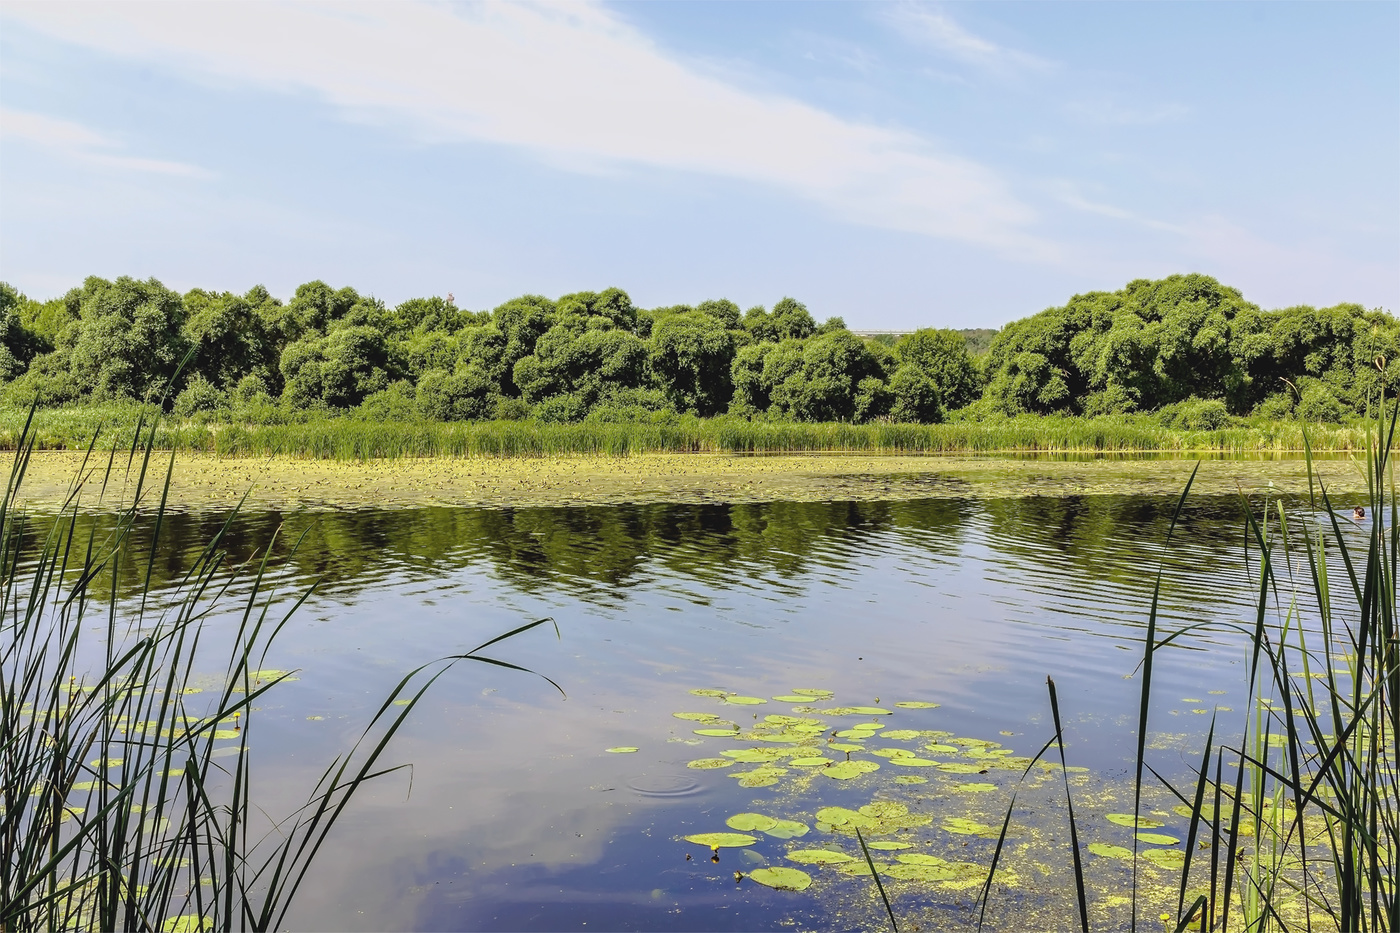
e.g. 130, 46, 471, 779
973, 398, 1396, 931
0, 406, 1373, 459
0, 410, 558, 932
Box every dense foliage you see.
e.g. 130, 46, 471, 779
1, 274, 1394, 425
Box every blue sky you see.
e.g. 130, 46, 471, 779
0, 1, 1395, 328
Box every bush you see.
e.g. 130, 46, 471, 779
173, 373, 227, 417
1157, 397, 1231, 430
1297, 382, 1346, 423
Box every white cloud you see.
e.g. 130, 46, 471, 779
0, 106, 211, 177
0, 0, 1052, 259
882, 3, 1053, 76
1064, 99, 1191, 127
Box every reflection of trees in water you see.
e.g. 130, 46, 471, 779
19, 494, 1258, 605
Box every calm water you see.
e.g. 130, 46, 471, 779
39, 488, 1367, 930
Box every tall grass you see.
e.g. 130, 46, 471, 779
0, 405, 1372, 459
0, 411, 559, 932
974, 400, 1396, 931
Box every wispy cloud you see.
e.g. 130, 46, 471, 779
0, 106, 211, 177
0, 0, 1052, 259
1064, 99, 1191, 127
881, 3, 1053, 76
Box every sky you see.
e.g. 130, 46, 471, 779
0, 1, 1396, 329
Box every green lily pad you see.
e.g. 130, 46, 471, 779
685, 832, 757, 848
834, 728, 877, 739
723, 748, 785, 762
896, 853, 948, 865
604, 746, 638, 754
880, 730, 921, 740
894, 775, 928, 785
787, 849, 854, 865
687, 758, 733, 769
936, 762, 982, 773
694, 728, 740, 736
790, 756, 831, 767
951, 737, 1000, 748
824, 760, 880, 780
748, 866, 812, 891
872, 748, 914, 759
1142, 848, 1187, 870
1106, 813, 1165, 829
690, 688, 731, 698
765, 714, 820, 725
765, 819, 810, 839
724, 696, 767, 706
736, 773, 780, 788
889, 757, 940, 767
866, 841, 912, 851
816, 806, 871, 828
954, 782, 998, 793
247, 669, 292, 682
791, 688, 835, 698
1088, 843, 1134, 860
1172, 804, 1219, 820
829, 743, 865, 753
727, 813, 778, 832
673, 711, 724, 722
1136, 832, 1180, 845
771, 695, 814, 703
942, 817, 995, 836
161, 916, 212, 933
212, 729, 240, 740
894, 701, 940, 709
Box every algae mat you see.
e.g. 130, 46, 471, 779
11, 451, 1368, 512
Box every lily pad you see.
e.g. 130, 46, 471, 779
884, 863, 958, 882
942, 817, 995, 836
1136, 832, 1181, 846
687, 758, 733, 769
829, 743, 865, 753
1105, 813, 1165, 829
673, 712, 724, 722
790, 688, 835, 698
889, 757, 940, 767
732, 768, 786, 788
724, 696, 767, 706
605, 747, 638, 754
834, 728, 878, 739
880, 730, 921, 740
894, 701, 940, 709
690, 688, 732, 698
748, 867, 812, 891
684, 832, 757, 848
787, 849, 854, 865
872, 748, 915, 759
954, 782, 998, 793
727, 813, 778, 832
1142, 848, 1187, 870
936, 762, 982, 773
866, 841, 912, 850
723, 748, 785, 762
1088, 843, 1134, 860
924, 743, 959, 754
694, 728, 741, 736
212, 730, 240, 740
816, 806, 871, 828
764, 819, 810, 839
894, 775, 928, 785
161, 917, 212, 933
790, 756, 831, 767
771, 695, 814, 703
824, 760, 880, 780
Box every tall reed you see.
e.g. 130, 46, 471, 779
0, 406, 1373, 459
0, 410, 558, 932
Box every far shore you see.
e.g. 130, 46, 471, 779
9, 450, 1371, 512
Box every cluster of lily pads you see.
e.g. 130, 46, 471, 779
644, 686, 1199, 900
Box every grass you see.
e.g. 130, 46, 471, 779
966, 398, 1397, 931
0, 404, 1375, 459
0, 409, 559, 932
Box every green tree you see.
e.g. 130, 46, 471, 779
182, 287, 277, 390
648, 310, 736, 415
770, 297, 816, 341
894, 329, 982, 411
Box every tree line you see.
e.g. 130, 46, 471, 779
1, 273, 1394, 425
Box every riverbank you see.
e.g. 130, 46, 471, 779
10, 449, 1370, 512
